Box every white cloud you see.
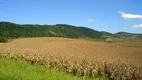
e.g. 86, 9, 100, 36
132, 24, 142, 28
118, 11, 142, 19
88, 19, 94, 22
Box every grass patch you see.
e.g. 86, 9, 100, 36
0, 58, 105, 80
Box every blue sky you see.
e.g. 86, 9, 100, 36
0, 0, 142, 33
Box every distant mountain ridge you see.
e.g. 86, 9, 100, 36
0, 21, 142, 42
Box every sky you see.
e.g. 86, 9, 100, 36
0, 0, 142, 33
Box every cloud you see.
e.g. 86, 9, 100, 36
88, 19, 94, 22
132, 24, 142, 28
118, 11, 142, 19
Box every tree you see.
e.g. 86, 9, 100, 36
0, 36, 8, 43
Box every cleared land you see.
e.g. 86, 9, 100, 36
0, 37, 142, 79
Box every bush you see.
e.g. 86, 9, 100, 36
0, 36, 8, 43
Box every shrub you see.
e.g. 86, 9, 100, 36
0, 36, 8, 43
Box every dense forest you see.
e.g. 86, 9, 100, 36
0, 22, 103, 42
0, 22, 142, 42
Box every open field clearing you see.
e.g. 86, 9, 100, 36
0, 37, 142, 80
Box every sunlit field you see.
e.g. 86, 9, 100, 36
0, 37, 142, 80
0, 58, 104, 80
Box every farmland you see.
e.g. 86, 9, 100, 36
0, 37, 142, 80
1, 57, 105, 80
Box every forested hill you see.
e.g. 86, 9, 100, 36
0, 22, 103, 42
0, 22, 142, 42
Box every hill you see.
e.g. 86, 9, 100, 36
114, 32, 142, 42
0, 21, 142, 42
0, 22, 103, 42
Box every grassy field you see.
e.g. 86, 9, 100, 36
0, 58, 105, 80
0, 37, 142, 80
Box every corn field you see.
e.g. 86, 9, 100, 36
0, 37, 142, 80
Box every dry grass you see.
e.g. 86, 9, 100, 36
0, 37, 142, 80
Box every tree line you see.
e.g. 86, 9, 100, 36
0, 22, 103, 42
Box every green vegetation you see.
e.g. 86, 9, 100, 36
0, 22, 103, 42
0, 58, 105, 80
115, 32, 142, 42
0, 36, 8, 42
0, 21, 142, 43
